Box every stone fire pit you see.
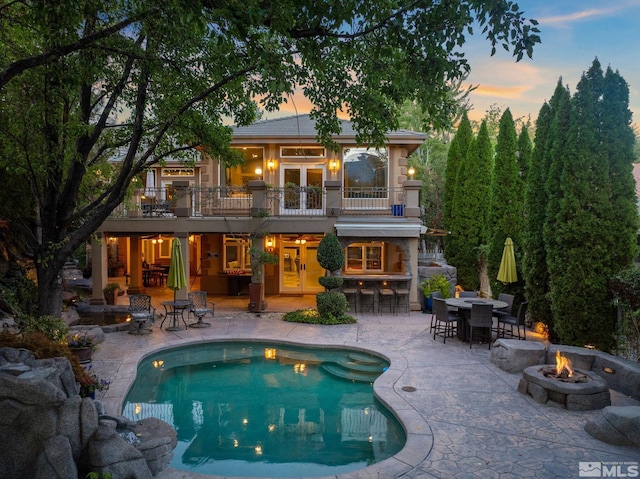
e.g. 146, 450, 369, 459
518, 364, 611, 411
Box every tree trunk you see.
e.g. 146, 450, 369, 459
37, 265, 63, 317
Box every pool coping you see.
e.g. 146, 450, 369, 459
104, 335, 432, 479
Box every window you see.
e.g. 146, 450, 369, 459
223, 148, 264, 192
223, 235, 252, 271
343, 147, 388, 198
161, 168, 194, 177
345, 242, 384, 273
280, 146, 325, 158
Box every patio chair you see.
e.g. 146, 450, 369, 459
128, 294, 155, 335
458, 291, 478, 298
432, 297, 459, 343
496, 301, 528, 340
188, 291, 215, 328
342, 282, 358, 313
378, 284, 395, 314
492, 293, 515, 334
468, 303, 494, 349
359, 287, 376, 314
393, 283, 410, 316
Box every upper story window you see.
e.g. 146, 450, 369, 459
343, 148, 388, 197
223, 147, 264, 191
280, 147, 325, 158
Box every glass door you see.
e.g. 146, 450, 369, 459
280, 239, 323, 293
281, 165, 324, 215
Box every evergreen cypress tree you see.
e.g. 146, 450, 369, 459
542, 81, 571, 341
443, 112, 473, 259
601, 66, 638, 270
523, 101, 554, 330
551, 61, 615, 349
517, 126, 532, 182
447, 121, 493, 289
488, 109, 522, 297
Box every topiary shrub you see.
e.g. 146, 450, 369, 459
316, 291, 348, 318
317, 233, 344, 273
318, 276, 343, 291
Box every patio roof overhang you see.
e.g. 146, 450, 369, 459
335, 219, 424, 238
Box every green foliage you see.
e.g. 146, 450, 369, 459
447, 120, 493, 289
102, 282, 120, 293
609, 268, 640, 361
0, 274, 38, 316
16, 314, 69, 343
318, 276, 344, 291
283, 307, 357, 325
443, 112, 473, 237
316, 291, 349, 318
317, 233, 344, 273
420, 274, 452, 299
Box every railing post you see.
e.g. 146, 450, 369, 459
403, 180, 422, 218
248, 180, 267, 216
172, 180, 190, 217
324, 180, 341, 217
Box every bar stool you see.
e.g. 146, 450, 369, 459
342, 284, 358, 313
378, 282, 395, 314
394, 283, 410, 316
359, 283, 376, 314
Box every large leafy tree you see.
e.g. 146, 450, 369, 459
0, 0, 540, 316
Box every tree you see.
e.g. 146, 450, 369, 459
447, 121, 493, 289
0, 1, 540, 316
488, 109, 523, 297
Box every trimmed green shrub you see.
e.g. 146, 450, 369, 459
318, 276, 344, 291
317, 233, 344, 273
316, 291, 348, 317
283, 308, 356, 325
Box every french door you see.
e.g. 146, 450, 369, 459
280, 239, 324, 294
280, 165, 325, 215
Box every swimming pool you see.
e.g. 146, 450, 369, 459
122, 341, 405, 477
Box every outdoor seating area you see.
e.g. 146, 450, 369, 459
340, 275, 412, 316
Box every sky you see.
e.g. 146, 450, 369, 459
269, 1, 640, 129
462, 0, 640, 125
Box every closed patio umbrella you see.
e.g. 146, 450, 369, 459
167, 238, 187, 302
144, 170, 155, 198
497, 237, 518, 284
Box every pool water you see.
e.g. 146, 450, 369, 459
122, 341, 405, 478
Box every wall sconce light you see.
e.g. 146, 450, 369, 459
255, 167, 263, 178
294, 236, 306, 245
265, 236, 275, 251
407, 166, 415, 179
267, 159, 275, 171
329, 159, 339, 172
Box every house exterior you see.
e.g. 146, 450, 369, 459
94, 114, 427, 310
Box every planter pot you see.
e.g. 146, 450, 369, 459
70, 347, 93, 364
104, 290, 117, 305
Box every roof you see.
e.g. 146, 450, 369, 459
230, 114, 427, 148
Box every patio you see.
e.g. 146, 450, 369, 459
90, 287, 640, 479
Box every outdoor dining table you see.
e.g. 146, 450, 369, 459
445, 297, 508, 342
160, 300, 192, 331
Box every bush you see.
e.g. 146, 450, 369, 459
318, 276, 344, 291
16, 314, 69, 343
420, 274, 452, 299
316, 291, 348, 318
317, 233, 344, 272
283, 308, 357, 325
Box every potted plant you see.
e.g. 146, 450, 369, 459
78, 366, 110, 399
103, 282, 120, 305
67, 332, 98, 364
420, 274, 452, 312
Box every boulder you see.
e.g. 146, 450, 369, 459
585, 406, 640, 447
490, 339, 546, 373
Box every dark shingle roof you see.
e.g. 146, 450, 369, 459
231, 114, 426, 144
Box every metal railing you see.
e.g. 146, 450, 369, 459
264, 186, 326, 217
341, 187, 406, 216
191, 186, 252, 217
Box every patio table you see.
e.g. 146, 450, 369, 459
161, 300, 192, 331
445, 297, 508, 342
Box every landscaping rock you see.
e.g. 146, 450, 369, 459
490, 339, 546, 373
584, 406, 640, 447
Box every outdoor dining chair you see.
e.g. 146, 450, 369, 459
458, 291, 479, 298
467, 303, 494, 349
432, 297, 459, 343
188, 291, 215, 328
128, 294, 155, 335
496, 301, 528, 340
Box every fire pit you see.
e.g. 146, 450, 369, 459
518, 351, 611, 411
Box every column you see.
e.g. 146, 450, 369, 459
90, 234, 108, 305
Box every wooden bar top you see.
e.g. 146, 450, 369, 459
342, 274, 412, 281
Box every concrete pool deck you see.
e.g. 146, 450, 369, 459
90, 294, 640, 479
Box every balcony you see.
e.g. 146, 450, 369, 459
109, 181, 419, 219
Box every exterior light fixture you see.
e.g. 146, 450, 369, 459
265, 236, 275, 251
329, 159, 339, 171
267, 159, 275, 171
255, 167, 263, 177
407, 166, 415, 179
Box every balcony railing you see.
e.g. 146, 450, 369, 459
109, 185, 410, 218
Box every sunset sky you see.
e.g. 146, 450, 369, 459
463, 0, 640, 124
267, 1, 640, 128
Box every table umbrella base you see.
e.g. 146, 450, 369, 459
165, 326, 185, 331
189, 321, 211, 328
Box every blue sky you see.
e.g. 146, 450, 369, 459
464, 0, 640, 125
